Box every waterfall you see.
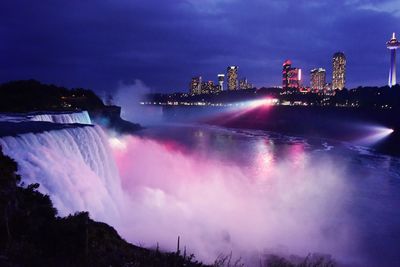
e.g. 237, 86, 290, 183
0, 111, 92, 124
0, 125, 123, 223
29, 111, 92, 124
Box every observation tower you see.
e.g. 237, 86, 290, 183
387, 32, 400, 87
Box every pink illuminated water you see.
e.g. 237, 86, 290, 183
1, 120, 399, 266
110, 124, 400, 266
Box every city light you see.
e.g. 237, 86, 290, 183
206, 98, 278, 125
247, 98, 278, 108
332, 52, 346, 90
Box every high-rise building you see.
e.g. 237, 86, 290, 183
190, 76, 202, 95
239, 78, 247, 90
387, 32, 400, 87
282, 60, 291, 89
239, 77, 253, 90
310, 68, 326, 91
332, 52, 346, 90
217, 74, 225, 91
201, 80, 215, 94
282, 60, 302, 89
227, 66, 238, 90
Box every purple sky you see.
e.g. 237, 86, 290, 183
1, 0, 399, 93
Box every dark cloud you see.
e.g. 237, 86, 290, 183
0, 0, 399, 93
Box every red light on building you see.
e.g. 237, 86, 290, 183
282, 60, 301, 90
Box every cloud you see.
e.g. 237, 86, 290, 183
1, 0, 399, 92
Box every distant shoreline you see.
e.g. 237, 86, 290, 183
162, 105, 400, 156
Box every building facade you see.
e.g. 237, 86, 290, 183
217, 74, 225, 91
200, 80, 215, 94
190, 76, 202, 95
282, 60, 302, 90
310, 68, 326, 91
227, 66, 239, 90
239, 77, 253, 90
332, 52, 346, 90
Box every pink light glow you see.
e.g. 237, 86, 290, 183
207, 98, 277, 126
248, 98, 277, 108
108, 134, 356, 264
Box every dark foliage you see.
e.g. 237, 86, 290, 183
0, 79, 104, 112
0, 79, 142, 133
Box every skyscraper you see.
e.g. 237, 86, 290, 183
227, 66, 238, 90
190, 76, 202, 95
217, 74, 225, 91
387, 32, 400, 88
332, 52, 346, 90
310, 68, 326, 91
239, 78, 247, 90
201, 80, 214, 94
282, 60, 301, 90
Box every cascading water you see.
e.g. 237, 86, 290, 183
29, 110, 92, 124
0, 124, 123, 224
0, 111, 92, 124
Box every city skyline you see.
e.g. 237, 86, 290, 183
189, 51, 344, 95
1, 1, 399, 94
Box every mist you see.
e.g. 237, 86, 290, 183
0, 122, 362, 266
113, 80, 163, 125
110, 133, 360, 265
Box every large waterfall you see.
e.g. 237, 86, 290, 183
0, 112, 358, 264
0, 123, 123, 223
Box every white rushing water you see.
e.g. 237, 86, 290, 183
0, 125, 123, 222
29, 111, 92, 124
0, 110, 92, 124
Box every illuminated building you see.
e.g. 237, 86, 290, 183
227, 66, 239, 90
310, 68, 326, 91
239, 77, 253, 90
190, 76, 202, 94
239, 78, 247, 90
282, 60, 302, 90
387, 32, 400, 87
200, 82, 207, 94
332, 52, 346, 90
201, 80, 215, 94
217, 74, 225, 91
197, 80, 216, 94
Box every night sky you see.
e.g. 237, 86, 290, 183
1, 0, 399, 94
